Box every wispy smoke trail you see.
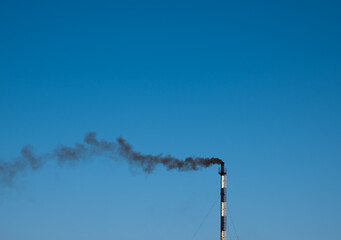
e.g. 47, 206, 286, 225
0, 132, 222, 186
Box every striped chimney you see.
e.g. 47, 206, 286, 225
219, 162, 226, 240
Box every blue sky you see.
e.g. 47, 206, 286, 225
0, 1, 340, 240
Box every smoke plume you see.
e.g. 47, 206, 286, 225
0, 132, 222, 186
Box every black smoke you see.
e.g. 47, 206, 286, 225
0, 132, 222, 186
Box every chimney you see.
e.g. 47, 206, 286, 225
219, 162, 226, 240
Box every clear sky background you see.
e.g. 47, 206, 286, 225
0, 0, 340, 240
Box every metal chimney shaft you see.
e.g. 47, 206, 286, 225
219, 162, 226, 240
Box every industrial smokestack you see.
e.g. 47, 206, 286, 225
219, 162, 226, 240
